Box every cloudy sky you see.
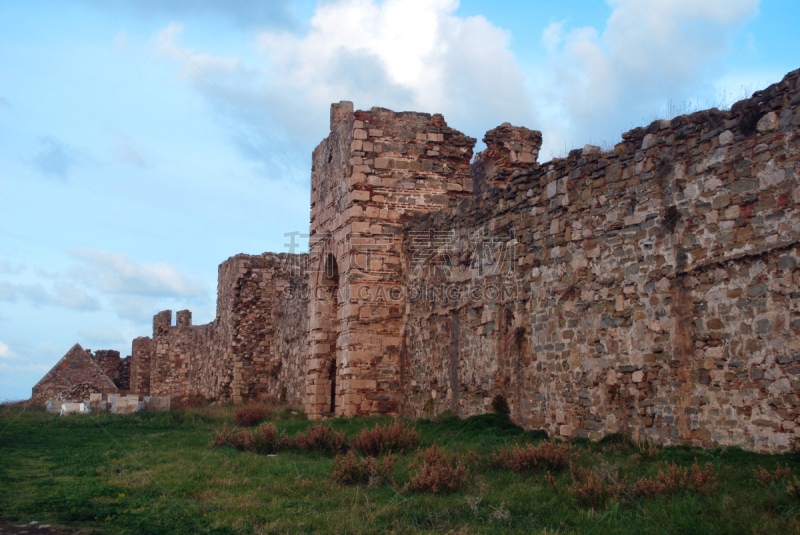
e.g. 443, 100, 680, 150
1, 0, 797, 400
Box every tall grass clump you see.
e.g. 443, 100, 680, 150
293, 423, 347, 454
352, 420, 420, 456
494, 442, 573, 473
211, 422, 289, 454
233, 402, 270, 427
330, 450, 397, 487
405, 444, 473, 494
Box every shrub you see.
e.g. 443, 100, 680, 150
211, 423, 256, 451
353, 420, 420, 457
233, 402, 270, 427
330, 450, 397, 486
490, 395, 510, 415
494, 442, 573, 473
253, 422, 291, 454
293, 423, 346, 454
631, 460, 717, 498
567, 461, 627, 508
632, 436, 659, 459
211, 422, 289, 454
405, 444, 472, 494
788, 477, 800, 504
754, 463, 792, 486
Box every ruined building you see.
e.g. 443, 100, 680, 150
35, 69, 800, 453
32, 344, 129, 401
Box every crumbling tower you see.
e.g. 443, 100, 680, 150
306, 102, 477, 418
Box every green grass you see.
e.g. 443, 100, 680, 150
1, 403, 799, 534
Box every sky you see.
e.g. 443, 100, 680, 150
1, 0, 798, 401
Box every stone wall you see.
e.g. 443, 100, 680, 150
32, 344, 119, 402
36, 68, 800, 453
213, 253, 309, 404
471, 123, 542, 195
118, 355, 130, 392
146, 253, 308, 403
306, 102, 476, 418
399, 68, 800, 453
129, 336, 152, 395
88, 349, 130, 391
150, 310, 214, 398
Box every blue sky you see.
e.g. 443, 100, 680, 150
1, 0, 797, 400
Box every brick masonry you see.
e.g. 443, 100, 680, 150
32, 69, 800, 452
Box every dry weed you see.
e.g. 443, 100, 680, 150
494, 442, 573, 473
294, 423, 346, 454
330, 450, 397, 486
352, 420, 420, 456
405, 444, 472, 494
632, 459, 717, 498
754, 463, 792, 486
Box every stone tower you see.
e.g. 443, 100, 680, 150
305, 102, 477, 418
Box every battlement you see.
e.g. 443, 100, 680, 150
471, 123, 542, 194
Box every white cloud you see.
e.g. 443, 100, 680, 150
541, 20, 566, 54
0, 341, 11, 359
151, 0, 765, 163
109, 131, 151, 167
52, 282, 101, 311
114, 27, 130, 50
67, 248, 209, 300
0, 280, 100, 311
537, 0, 760, 156
154, 0, 534, 161
0, 261, 25, 275
78, 327, 128, 348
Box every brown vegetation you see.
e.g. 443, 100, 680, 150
352, 420, 420, 456
494, 442, 573, 473
405, 444, 473, 494
330, 450, 397, 486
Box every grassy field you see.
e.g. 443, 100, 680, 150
1, 402, 799, 535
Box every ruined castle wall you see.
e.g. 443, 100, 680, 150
145, 253, 309, 402
471, 123, 542, 195
117, 356, 130, 392
32, 344, 119, 401
150, 310, 214, 398
129, 336, 153, 395
306, 102, 476, 418
270, 255, 309, 406
90, 350, 122, 387
211, 253, 309, 404
401, 69, 800, 453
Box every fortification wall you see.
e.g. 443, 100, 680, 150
214, 253, 309, 404
88, 349, 130, 390
400, 69, 800, 453
306, 102, 476, 418
129, 336, 153, 395
147, 253, 309, 402
150, 310, 214, 397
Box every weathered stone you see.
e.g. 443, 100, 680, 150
757, 111, 778, 132
31, 67, 800, 454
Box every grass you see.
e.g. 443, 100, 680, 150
1, 403, 799, 534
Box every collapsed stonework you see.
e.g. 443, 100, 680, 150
34, 69, 800, 453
